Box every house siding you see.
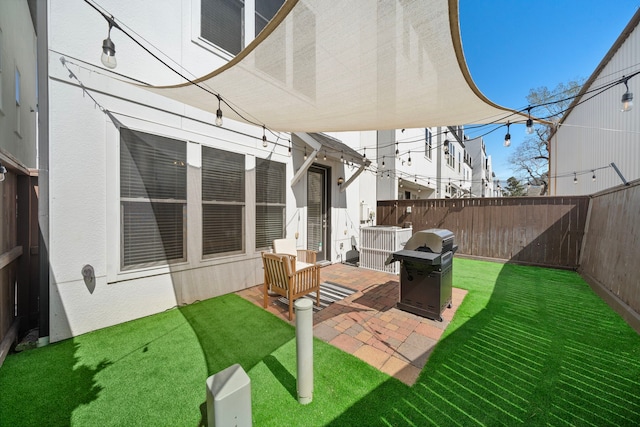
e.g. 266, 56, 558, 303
550, 12, 640, 195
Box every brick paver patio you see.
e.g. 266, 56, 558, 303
236, 262, 467, 385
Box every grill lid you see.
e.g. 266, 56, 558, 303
402, 229, 454, 254
391, 249, 442, 265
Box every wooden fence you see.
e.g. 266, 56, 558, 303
1, 172, 20, 347
0, 171, 38, 360
579, 180, 640, 328
377, 196, 590, 269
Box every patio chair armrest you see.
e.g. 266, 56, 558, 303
296, 249, 317, 264
291, 263, 320, 293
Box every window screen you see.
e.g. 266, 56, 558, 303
255, 159, 285, 249
120, 129, 187, 268
201, 0, 244, 55
202, 146, 245, 256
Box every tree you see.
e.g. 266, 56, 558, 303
503, 176, 526, 197
508, 79, 584, 195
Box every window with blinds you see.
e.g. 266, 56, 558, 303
201, 0, 244, 55
255, 0, 285, 36
202, 146, 245, 256
447, 144, 456, 168
120, 129, 187, 268
255, 159, 285, 249
425, 128, 432, 159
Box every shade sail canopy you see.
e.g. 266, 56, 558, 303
146, 0, 532, 132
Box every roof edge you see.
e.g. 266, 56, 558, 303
554, 7, 640, 133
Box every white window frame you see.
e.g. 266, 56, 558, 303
425, 128, 432, 160
192, 0, 251, 60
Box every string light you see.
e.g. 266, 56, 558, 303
215, 94, 223, 126
340, 150, 344, 163
573, 173, 578, 184
288, 141, 292, 156
85, 1, 640, 163
262, 125, 267, 147
592, 170, 596, 181
407, 151, 412, 166
395, 142, 399, 158
304, 147, 307, 160
362, 147, 366, 160
100, 18, 117, 69
387, 171, 390, 179
323, 150, 327, 161
443, 130, 450, 158
382, 156, 385, 168
621, 76, 633, 112
504, 122, 511, 147
525, 107, 534, 134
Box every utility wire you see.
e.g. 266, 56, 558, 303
83, 0, 637, 168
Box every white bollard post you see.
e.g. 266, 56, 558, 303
206, 364, 252, 427
295, 298, 314, 405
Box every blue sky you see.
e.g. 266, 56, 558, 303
459, 0, 640, 182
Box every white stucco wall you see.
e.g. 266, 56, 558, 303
47, 0, 288, 341
47, 0, 375, 341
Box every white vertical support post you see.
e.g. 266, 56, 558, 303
295, 298, 313, 404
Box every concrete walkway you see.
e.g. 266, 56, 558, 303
236, 263, 467, 385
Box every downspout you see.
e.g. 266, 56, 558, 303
37, 0, 50, 346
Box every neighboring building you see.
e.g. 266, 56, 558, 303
467, 136, 495, 197
377, 126, 473, 201
439, 126, 473, 198
549, 9, 640, 195
0, 0, 38, 349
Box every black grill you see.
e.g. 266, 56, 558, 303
391, 229, 457, 321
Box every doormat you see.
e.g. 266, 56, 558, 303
276, 281, 357, 312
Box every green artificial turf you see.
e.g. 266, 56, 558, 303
1, 259, 639, 426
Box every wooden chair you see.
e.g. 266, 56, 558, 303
272, 238, 317, 271
262, 252, 320, 320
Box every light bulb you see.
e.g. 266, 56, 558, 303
504, 122, 511, 147
407, 152, 412, 166
526, 119, 534, 134
621, 91, 633, 112
262, 135, 268, 148
101, 37, 117, 69
215, 109, 223, 126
